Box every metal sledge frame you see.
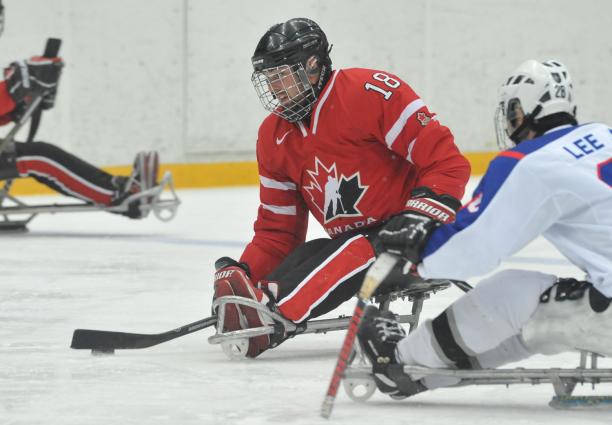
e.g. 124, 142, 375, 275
0, 181, 35, 231
343, 343, 612, 408
0, 40, 180, 229
0, 170, 181, 230
0, 38, 66, 231
208, 278, 453, 359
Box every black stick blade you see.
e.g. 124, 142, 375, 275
71, 329, 164, 350
70, 316, 217, 351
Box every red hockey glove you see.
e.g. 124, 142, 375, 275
403, 186, 460, 224
4, 56, 64, 118
212, 257, 271, 358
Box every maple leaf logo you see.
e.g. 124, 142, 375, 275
304, 157, 368, 223
416, 111, 431, 126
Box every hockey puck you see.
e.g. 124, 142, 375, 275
91, 348, 115, 356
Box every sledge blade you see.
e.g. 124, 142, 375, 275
550, 395, 612, 410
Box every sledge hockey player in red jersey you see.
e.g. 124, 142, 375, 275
0, 58, 160, 219
212, 17, 471, 357
357, 59, 612, 399
0, 2, 163, 220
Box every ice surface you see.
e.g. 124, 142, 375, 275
1, 179, 610, 425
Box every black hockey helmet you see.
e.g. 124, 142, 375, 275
251, 18, 331, 75
251, 18, 333, 122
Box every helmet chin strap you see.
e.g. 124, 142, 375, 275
532, 112, 578, 136
312, 61, 331, 97
509, 104, 542, 144
299, 60, 332, 124
312, 44, 333, 96
510, 105, 579, 145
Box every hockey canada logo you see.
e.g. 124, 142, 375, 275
304, 158, 368, 223
416, 111, 431, 127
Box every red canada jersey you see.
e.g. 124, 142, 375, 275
241, 68, 470, 282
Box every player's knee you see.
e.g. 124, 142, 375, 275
462, 269, 557, 333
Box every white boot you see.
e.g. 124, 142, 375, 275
521, 279, 612, 356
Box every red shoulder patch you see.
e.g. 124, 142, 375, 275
416, 111, 431, 127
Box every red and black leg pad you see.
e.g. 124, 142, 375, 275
213, 265, 270, 358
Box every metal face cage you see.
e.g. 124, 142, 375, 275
494, 101, 510, 150
251, 63, 317, 123
494, 98, 525, 150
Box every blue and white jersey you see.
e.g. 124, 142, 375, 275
418, 123, 612, 296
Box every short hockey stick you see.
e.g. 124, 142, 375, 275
70, 315, 217, 352
26, 37, 62, 143
320, 252, 400, 419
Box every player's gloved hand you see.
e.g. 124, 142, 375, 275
378, 187, 461, 263
214, 257, 280, 301
403, 186, 461, 225
378, 214, 440, 264
214, 256, 251, 276
212, 256, 273, 358
4, 56, 64, 117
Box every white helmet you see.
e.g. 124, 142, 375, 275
495, 59, 576, 148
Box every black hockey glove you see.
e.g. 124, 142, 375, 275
378, 187, 461, 264
214, 256, 251, 276
4, 56, 64, 118
378, 214, 440, 264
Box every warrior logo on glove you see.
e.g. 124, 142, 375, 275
405, 197, 455, 224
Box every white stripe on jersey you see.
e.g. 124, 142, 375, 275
385, 99, 425, 147
297, 121, 308, 137
312, 70, 340, 135
406, 138, 416, 163
259, 175, 296, 191
262, 203, 297, 216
